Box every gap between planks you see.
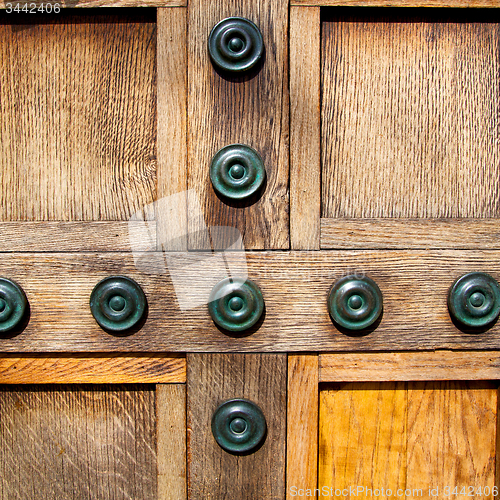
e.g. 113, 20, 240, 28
0, 354, 186, 384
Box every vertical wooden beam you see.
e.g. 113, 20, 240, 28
157, 384, 187, 500
187, 0, 289, 250
290, 7, 321, 250
287, 355, 319, 499
187, 354, 287, 499
157, 7, 188, 251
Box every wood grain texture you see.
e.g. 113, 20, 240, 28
319, 383, 407, 498
157, 384, 187, 500
3, 250, 500, 352
187, 354, 286, 499
187, 0, 289, 250
287, 355, 319, 500
0, 10, 156, 221
407, 382, 497, 497
0, 222, 154, 252
321, 218, 500, 249
320, 351, 500, 382
0, 250, 500, 353
321, 10, 500, 219
290, 7, 321, 250
157, 8, 188, 252
0, 354, 185, 384
0, 384, 157, 500
0, 0, 185, 6
293, 0, 500, 5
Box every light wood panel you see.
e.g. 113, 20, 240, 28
407, 382, 497, 497
157, 8, 188, 252
321, 218, 500, 249
290, 7, 321, 250
2, 250, 500, 352
320, 351, 500, 382
187, 354, 286, 499
319, 383, 407, 499
0, 0, 185, 6
0, 354, 185, 384
0, 11, 157, 221
322, 10, 500, 219
187, 0, 289, 250
157, 384, 187, 500
293, 0, 500, 5
287, 355, 319, 499
0, 385, 157, 500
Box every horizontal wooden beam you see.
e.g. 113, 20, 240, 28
0, 0, 185, 7
0, 251, 500, 352
321, 218, 500, 250
291, 0, 500, 6
320, 351, 500, 382
0, 354, 186, 383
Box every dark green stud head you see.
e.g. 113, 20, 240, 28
208, 277, 264, 332
90, 276, 146, 332
210, 144, 266, 201
0, 278, 28, 333
211, 398, 266, 454
208, 17, 264, 73
448, 272, 500, 329
328, 275, 383, 331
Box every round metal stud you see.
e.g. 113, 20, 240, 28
210, 144, 266, 200
448, 272, 500, 329
208, 17, 264, 73
90, 276, 146, 332
211, 398, 267, 454
208, 277, 264, 332
0, 278, 28, 333
328, 275, 383, 331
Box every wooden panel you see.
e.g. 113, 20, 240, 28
319, 383, 407, 499
321, 10, 500, 219
157, 384, 187, 500
0, 250, 500, 353
321, 218, 500, 249
187, 0, 289, 250
0, 10, 156, 221
0, 222, 154, 252
0, 0, 185, 6
0, 354, 185, 384
320, 351, 500, 382
407, 382, 497, 497
157, 7, 188, 252
0, 384, 157, 500
290, 7, 321, 250
293, 0, 500, 6
3, 250, 500, 352
287, 355, 318, 500
187, 354, 286, 499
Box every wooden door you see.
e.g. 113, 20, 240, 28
1, 1, 500, 500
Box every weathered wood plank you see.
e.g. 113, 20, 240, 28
319, 383, 407, 498
321, 218, 500, 250
2, 251, 500, 352
187, 354, 286, 499
157, 8, 188, 252
0, 0, 185, 7
157, 384, 187, 500
0, 385, 157, 500
287, 355, 319, 500
293, 0, 500, 6
320, 351, 500, 382
322, 10, 500, 219
0, 354, 185, 384
290, 7, 321, 250
407, 382, 497, 497
0, 222, 154, 252
187, 0, 289, 249
0, 10, 157, 220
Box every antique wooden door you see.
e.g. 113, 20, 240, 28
1, 1, 500, 499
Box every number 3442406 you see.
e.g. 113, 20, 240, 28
6, 3, 61, 13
